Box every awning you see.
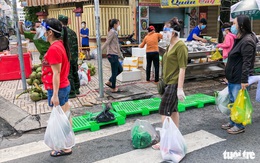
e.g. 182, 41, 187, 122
25, 0, 88, 7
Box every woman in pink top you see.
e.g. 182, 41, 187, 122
217, 23, 236, 65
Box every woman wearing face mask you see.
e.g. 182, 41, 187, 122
41, 18, 74, 156
217, 23, 236, 85
139, 26, 163, 83
217, 23, 236, 65
102, 19, 124, 93
222, 15, 258, 135
152, 26, 188, 150
186, 18, 208, 43
80, 21, 90, 60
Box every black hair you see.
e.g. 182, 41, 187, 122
222, 22, 231, 31
237, 15, 252, 36
173, 25, 181, 37
108, 19, 119, 31
200, 18, 207, 25
35, 21, 41, 24
46, 18, 70, 61
82, 21, 86, 25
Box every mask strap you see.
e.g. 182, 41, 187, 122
47, 26, 61, 34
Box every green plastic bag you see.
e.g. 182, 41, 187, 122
131, 119, 159, 149
131, 126, 152, 149
242, 90, 253, 126
229, 89, 253, 126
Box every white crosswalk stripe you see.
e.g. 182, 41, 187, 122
95, 130, 226, 163
0, 115, 226, 163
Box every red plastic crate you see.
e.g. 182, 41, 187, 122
0, 53, 32, 81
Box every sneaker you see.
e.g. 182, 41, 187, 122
221, 123, 234, 130
227, 126, 245, 135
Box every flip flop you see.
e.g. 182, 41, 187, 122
50, 150, 72, 157
105, 83, 113, 89
111, 89, 126, 93
152, 143, 160, 150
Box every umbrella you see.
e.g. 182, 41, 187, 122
231, 0, 260, 19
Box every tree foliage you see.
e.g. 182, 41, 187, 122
23, 6, 41, 22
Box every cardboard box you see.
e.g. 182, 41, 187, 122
123, 57, 139, 71
117, 69, 142, 82
137, 57, 144, 67
132, 47, 146, 57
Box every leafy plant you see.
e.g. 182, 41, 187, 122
23, 6, 41, 22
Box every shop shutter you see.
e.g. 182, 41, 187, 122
149, 7, 184, 24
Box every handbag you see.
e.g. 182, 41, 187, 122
157, 79, 167, 95
95, 103, 115, 123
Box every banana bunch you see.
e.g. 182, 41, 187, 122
79, 52, 86, 60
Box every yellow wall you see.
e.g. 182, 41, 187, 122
82, 5, 133, 38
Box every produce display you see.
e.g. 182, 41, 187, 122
87, 63, 96, 76
16, 64, 47, 102
17, 83, 47, 102
185, 41, 217, 53
26, 64, 42, 86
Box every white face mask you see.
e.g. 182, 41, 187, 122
222, 31, 226, 36
81, 24, 85, 28
117, 25, 121, 31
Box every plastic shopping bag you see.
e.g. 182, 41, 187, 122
215, 87, 230, 116
78, 70, 88, 86
242, 90, 253, 126
131, 119, 159, 149
159, 117, 187, 163
229, 89, 246, 124
44, 105, 75, 150
210, 48, 222, 61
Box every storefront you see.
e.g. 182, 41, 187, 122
138, 0, 221, 41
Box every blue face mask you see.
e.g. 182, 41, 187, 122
201, 25, 206, 30
41, 35, 47, 42
231, 25, 238, 35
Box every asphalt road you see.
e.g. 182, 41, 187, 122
1, 91, 260, 163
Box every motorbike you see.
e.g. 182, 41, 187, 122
119, 31, 138, 57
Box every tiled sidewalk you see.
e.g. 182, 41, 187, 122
0, 43, 158, 115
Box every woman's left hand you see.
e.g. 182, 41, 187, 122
51, 95, 59, 107
241, 83, 249, 90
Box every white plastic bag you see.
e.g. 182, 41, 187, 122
90, 49, 97, 59
78, 71, 88, 86
131, 119, 159, 149
44, 105, 75, 150
159, 117, 187, 163
78, 63, 89, 86
215, 87, 230, 116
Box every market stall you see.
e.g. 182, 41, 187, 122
159, 40, 225, 79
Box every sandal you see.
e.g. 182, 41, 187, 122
152, 143, 160, 150
111, 88, 126, 93
105, 82, 113, 88
227, 126, 245, 135
221, 123, 234, 130
50, 150, 72, 157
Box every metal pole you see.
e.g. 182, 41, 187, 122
12, 0, 27, 90
94, 0, 104, 98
